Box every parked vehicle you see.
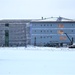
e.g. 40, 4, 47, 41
69, 45, 75, 48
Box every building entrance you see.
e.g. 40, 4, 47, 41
5, 30, 9, 46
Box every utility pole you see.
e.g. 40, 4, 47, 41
71, 37, 74, 45
34, 37, 36, 46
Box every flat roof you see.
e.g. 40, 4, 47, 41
31, 20, 75, 23
0, 19, 75, 23
0, 19, 32, 23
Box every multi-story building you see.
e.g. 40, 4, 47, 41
30, 21, 75, 46
0, 20, 31, 47
0, 18, 75, 47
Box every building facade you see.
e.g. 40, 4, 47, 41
0, 19, 75, 47
30, 21, 75, 46
0, 20, 31, 47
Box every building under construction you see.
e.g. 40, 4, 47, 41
0, 20, 31, 47
0, 17, 75, 47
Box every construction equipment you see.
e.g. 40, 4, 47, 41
64, 33, 74, 45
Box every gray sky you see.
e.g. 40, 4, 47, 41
0, 0, 75, 19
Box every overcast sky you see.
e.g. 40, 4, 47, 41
0, 0, 75, 19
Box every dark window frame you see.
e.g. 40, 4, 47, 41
5, 23, 9, 27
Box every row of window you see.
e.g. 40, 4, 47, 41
1, 23, 75, 28
5, 23, 9, 27
10, 37, 26, 39
0, 36, 26, 39
0, 37, 25, 40
34, 24, 74, 27
40, 36, 52, 38
34, 36, 67, 40
40, 24, 52, 26
9, 30, 25, 33
34, 30, 74, 34
34, 30, 52, 32
5, 23, 25, 27
0, 36, 67, 40
0, 30, 25, 33
34, 24, 52, 26
0, 43, 26, 47
58, 30, 74, 34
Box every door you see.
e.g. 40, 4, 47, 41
5, 30, 9, 46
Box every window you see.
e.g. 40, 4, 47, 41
47, 30, 49, 32
58, 30, 64, 34
51, 24, 52, 26
44, 43, 45, 45
5, 23, 9, 27
44, 30, 45, 32
50, 30, 52, 32
44, 36, 45, 38
35, 30, 36, 32
58, 24, 64, 28
72, 30, 73, 32
44, 24, 45, 26
40, 36, 42, 38
41, 30, 42, 32
60, 36, 66, 40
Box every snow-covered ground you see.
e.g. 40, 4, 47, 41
0, 47, 75, 75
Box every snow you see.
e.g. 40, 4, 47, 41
0, 47, 75, 75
